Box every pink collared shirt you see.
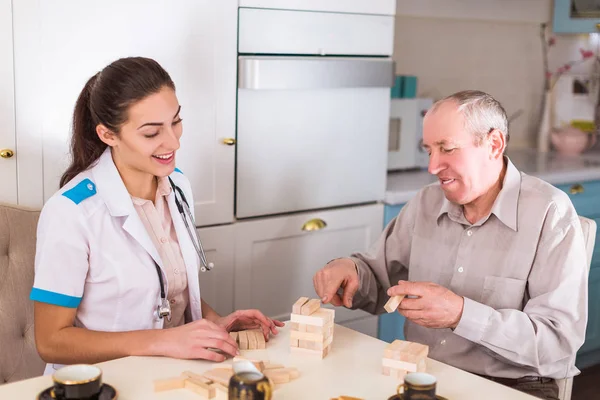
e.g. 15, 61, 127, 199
131, 177, 189, 328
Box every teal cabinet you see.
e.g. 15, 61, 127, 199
553, 0, 600, 33
377, 179, 600, 369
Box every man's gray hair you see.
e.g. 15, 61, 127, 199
429, 90, 509, 145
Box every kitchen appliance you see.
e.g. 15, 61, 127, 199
387, 98, 433, 171
235, 6, 396, 219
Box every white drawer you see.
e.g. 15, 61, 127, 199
238, 8, 395, 56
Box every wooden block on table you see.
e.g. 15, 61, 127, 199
286, 367, 300, 380
306, 322, 333, 334
247, 330, 258, 350
290, 330, 327, 342
153, 376, 187, 392
238, 330, 248, 350
212, 382, 228, 400
385, 340, 429, 364
301, 299, 321, 315
339, 396, 365, 400
391, 368, 407, 381
254, 329, 266, 349
290, 337, 299, 347
382, 358, 417, 373
384, 295, 405, 313
290, 343, 331, 358
230, 331, 238, 342
185, 377, 216, 398
203, 369, 234, 386
181, 371, 212, 384
264, 363, 285, 370
292, 297, 310, 314
302, 334, 332, 351
320, 308, 336, 321
264, 368, 291, 384
290, 309, 332, 326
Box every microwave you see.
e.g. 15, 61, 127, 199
387, 98, 433, 171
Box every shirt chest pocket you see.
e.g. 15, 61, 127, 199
482, 276, 527, 310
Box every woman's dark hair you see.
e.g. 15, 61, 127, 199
60, 57, 175, 187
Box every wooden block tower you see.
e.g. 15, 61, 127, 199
289, 297, 335, 358
382, 339, 429, 381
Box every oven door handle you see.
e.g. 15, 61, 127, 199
238, 56, 395, 90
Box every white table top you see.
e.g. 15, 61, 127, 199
0, 323, 536, 399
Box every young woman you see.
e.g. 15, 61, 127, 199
30, 57, 283, 375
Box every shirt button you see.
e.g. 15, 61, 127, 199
467, 230, 473, 236
174, 269, 179, 274
170, 299, 176, 304
440, 339, 446, 345
160, 237, 168, 244
458, 266, 464, 273
87, 183, 94, 191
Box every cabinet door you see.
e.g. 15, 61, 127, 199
0, 0, 17, 204
196, 224, 235, 317
234, 204, 384, 323
12, 0, 236, 226
553, 0, 600, 33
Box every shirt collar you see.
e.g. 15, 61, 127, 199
436, 156, 521, 231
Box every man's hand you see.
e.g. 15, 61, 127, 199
313, 258, 359, 308
389, 281, 464, 329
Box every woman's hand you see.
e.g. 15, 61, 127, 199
159, 318, 239, 362
215, 310, 285, 340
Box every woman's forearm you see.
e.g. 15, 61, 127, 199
200, 298, 221, 322
36, 326, 168, 365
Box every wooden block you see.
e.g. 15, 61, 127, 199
238, 330, 248, 350
290, 343, 329, 358
290, 310, 331, 326
290, 330, 326, 342
382, 358, 417, 372
306, 321, 333, 334
203, 369, 234, 386
320, 308, 336, 322
212, 382, 228, 400
385, 340, 429, 364
301, 299, 321, 315
382, 366, 390, 376
264, 368, 291, 384
384, 295, 405, 313
181, 371, 212, 384
339, 396, 364, 400
286, 367, 300, 380
264, 363, 285, 370
247, 330, 258, 350
293, 297, 310, 314
290, 337, 299, 347
254, 329, 266, 349
391, 368, 407, 381
154, 376, 186, 392
185, 376, 216, 398
230, 331, 238, 343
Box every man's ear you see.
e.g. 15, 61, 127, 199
96, 124, 118, 147
488, 129, 506, 159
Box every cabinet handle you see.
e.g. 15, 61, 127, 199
0, 149, 15, 159
301, 218, 327, 232
596, 23, 600, 31
570, 184, 584, 195
222, 138, 236, 146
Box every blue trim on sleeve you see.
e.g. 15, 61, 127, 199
30, 288, 82, 308
174, 167, 183, 174
62, 178, 97, 205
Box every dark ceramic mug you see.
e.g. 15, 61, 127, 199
229, 360, 272, 400
395, 372, 437, 400
52, 364, 103, 400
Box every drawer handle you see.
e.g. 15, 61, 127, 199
301, 218, 327, 232
570, 184, 584, 195
0, 149, 14, 159
222, 138, 236, 146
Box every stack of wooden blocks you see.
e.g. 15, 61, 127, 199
289, 297, 335, 358
382, 339, 429, 381
229, 329, 266, 350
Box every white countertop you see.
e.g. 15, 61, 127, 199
0, 323, 537, 400
385, 149, 600, 205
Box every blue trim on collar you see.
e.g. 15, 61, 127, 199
174, 167, 183, 174
62, 178, 97, 205
30, 288, 82, 308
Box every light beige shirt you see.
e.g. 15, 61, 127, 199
131, 177, 189, 329
350, 158, 588, 379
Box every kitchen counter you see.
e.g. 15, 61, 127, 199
386, 148, 600, 205
0, 324, 537, 400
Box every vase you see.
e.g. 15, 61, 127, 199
537, 90, 553, 153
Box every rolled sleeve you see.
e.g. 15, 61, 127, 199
453, 297, 494, 343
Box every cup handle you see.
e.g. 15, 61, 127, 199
397, 383, 406, 395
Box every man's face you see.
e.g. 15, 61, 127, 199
422, 101, 496, 205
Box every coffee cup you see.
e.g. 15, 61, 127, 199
396, 372, 437, 400
52, 364, 103, 399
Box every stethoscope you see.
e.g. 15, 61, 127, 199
154, 177, 214, 321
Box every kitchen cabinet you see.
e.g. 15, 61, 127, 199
553, 0, 600, 33
0, 0, 17, 204
379, 179, 600, 369
233, 203, 384, 332
10, 0, 237, 226
196, 224, 235, 317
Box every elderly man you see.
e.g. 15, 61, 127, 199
313, 90, 588, 400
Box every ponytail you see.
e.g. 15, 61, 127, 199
59, 73, 106, 188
